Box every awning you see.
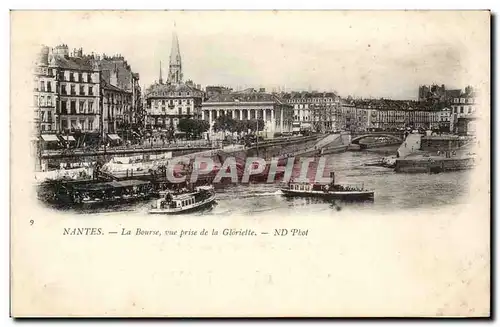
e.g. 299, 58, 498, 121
61, 135, 76, 142
108, 134, 122, 141
40, 134, 60, 142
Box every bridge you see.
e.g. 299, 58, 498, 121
351, 133, 403, 145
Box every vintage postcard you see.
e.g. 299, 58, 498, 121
10, 10, 490, 317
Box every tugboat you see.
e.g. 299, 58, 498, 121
280, 172, 374, 202
149, 185, 216, 215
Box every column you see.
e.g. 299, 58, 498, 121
209, 110, 213, 124
270, 109, 275, 134
280, 107, 284, 133
201, 110, 205, 121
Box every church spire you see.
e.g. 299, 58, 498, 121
167, 24, 182, 84
159, 61, 163, 84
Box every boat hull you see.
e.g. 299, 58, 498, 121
280, 188, 374, 202
149, 195, 216, 215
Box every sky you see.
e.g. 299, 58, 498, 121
12, 10, 490, 100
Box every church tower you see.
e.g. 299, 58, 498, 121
167, 28, 182, 85
159, 61, 163, 84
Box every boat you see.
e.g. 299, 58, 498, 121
280, 172, 374, 202
72, 180, 154, 206
45, 179, 156, 207
149, 185, 216, 214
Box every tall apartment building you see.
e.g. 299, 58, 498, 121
33, 45, 142, 144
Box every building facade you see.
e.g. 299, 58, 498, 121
34, 45, 141, 142
450, 86, 477, 134
34, 46, 57, 134
201, 89, 293, 137
145, 83, 204, 129
281, 92, 341, 132
144, 29, 205, 131
49, 45, 102, 135
101, 66, 133, 134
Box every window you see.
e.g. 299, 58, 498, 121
80, 85, 85, 95
47, 82, 51, 92
79, 101, 85, 113
69, 73, 74, 82
47, 111, 52, 121
47, 96, 52, 106
178, 108, 182, 115
61, 120, 68, 129
61, 100, 67, 114
162, 100, 165, 105
41, 125, 45, 131
40, 81, 45, 92
468, 107, 472, 114
71, 84, 76, 95
70, 119, 77, 130
169, 100, 173, 106
78, 73, 83, 82
80, 120, 85, 129
61, 84, 67, 95
88, 120, 93, 130
70, 101, 76, 114
460, 107, 464, 114
48, 68, 53, 76
187, 108, 190, 115
59, 71, 65, 81
47, 125, 51, 131
88, 86, 93, 95
88, 101, 93, 113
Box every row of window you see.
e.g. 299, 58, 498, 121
152, 108, 192, 115
453, 98, 475, 104
40, 111, 53, 122
60, 99, 95, 115
61, 119, 94, 131
34, 95, 53, 107
152, 99, 192, 106
37, 80, 53, 92
40, 124, 53, 132
152, 117, 179, 124
451, 106, 475, 114
59, 71, 96, 83
60, 84, 95, 96
287, 98, 336, 103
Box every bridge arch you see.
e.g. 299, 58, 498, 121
351, 134, 403, 144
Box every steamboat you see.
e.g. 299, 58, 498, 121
281, 172, 375, 202
149, 185, 216, 215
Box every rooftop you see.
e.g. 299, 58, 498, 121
50, 55, 96, 71
205, 89, 284, 104
145, 82, 203, 98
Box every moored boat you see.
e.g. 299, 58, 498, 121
280, 173, 374, 202
149, 185, 216, 214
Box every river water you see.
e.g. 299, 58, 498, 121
62, 150, 471, 217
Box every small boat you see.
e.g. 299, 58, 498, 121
280, 172, 374, 202
149, 185, 216, 214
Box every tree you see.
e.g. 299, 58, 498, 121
213, 115, 237, 133
247, 119, 264, 133
177, 119, 210, 139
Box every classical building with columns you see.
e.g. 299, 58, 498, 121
144, 28, 204, 130
201, 88, 293, 137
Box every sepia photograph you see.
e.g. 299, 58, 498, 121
10, 10, 491, 317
